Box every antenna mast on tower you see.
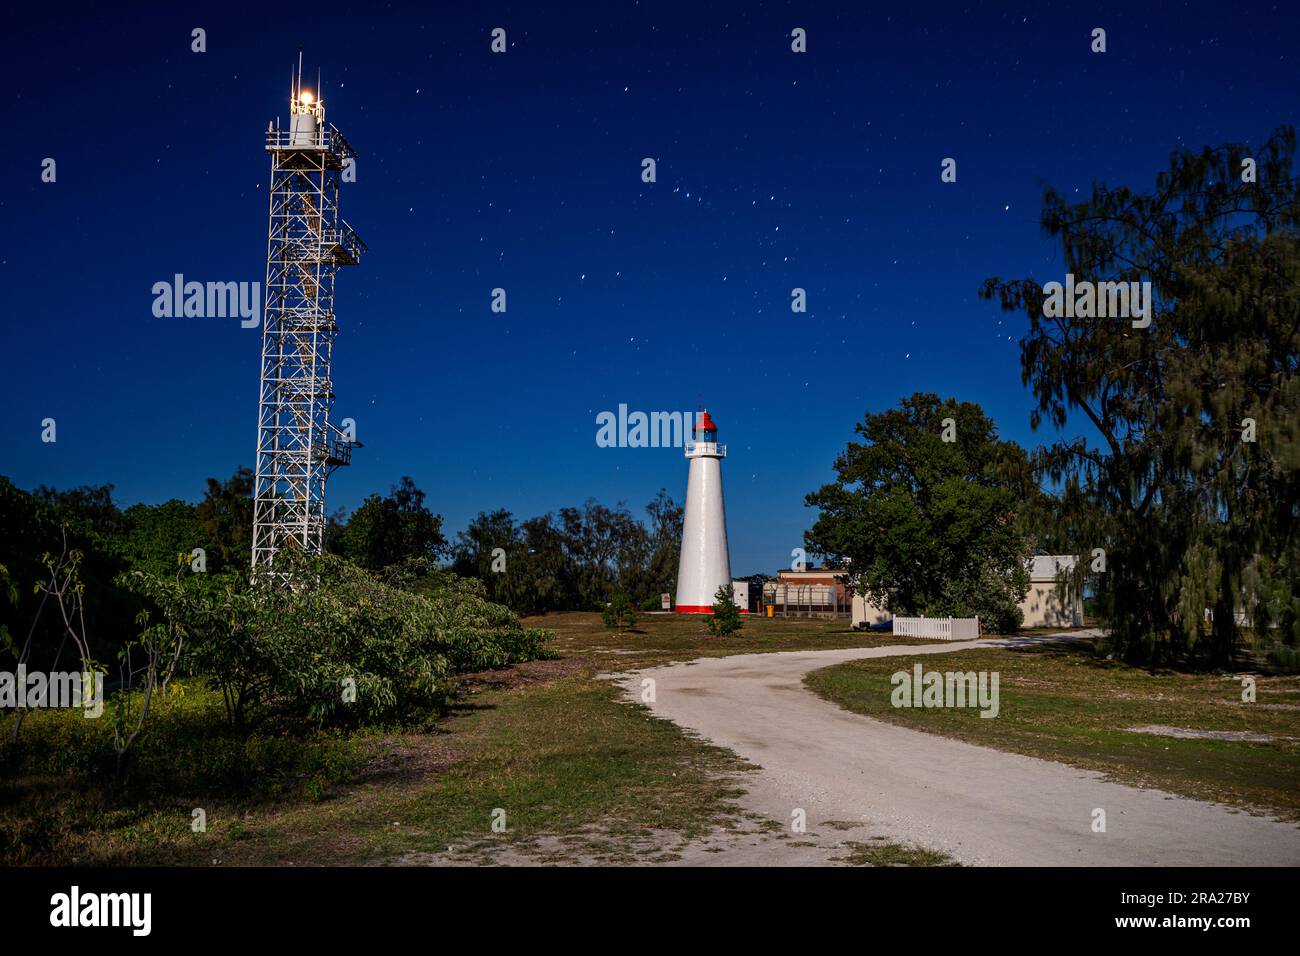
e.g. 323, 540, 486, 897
251, 62, 367, 575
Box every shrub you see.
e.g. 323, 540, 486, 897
118, 552, 553, 731
601, 592, 638, 630
706, 585, 743, 637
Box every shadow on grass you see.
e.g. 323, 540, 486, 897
1002, 634, 1130, 671
446, 701, 499, 715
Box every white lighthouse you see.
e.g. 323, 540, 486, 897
675, 410, 734, 613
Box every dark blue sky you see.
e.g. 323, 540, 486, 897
2, 1, 1296, 574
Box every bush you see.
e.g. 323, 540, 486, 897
601, 592, 638, 630
706, 585, 743, 637
118, 551, 553, 731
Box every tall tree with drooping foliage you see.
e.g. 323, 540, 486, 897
558, 499, 647, 610
981, 126, 1300, 668
643, 488, 685, 602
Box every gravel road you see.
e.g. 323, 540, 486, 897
620, 633, 1300, 865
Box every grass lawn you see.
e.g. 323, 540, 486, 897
3, 612, 927, 865
528, 610, 942, 670
2, 660, 752, 865
804, 638, 1300, 820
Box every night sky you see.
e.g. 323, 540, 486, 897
2, 1, 1296, 574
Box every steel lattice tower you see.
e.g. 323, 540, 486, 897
252, 65, 366, 574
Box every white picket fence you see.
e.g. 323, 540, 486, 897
891, 616, 980, 640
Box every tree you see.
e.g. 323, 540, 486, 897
452, 509, 521, 605
1, 531, 104, 751
0, 478, 63, 671
336, 477, 448, 573
121, 500, 201, 577
195, 466, 253, 573
706, 585, 743, 636
1, 479, 137, 665
558, 499, 645, 609
642, 489, 684, 603
32, 484, 124, 539
805, 393, 1036, 633
448, 493, 683, 615
108, 555, 191, 779
516, 514, 572, 613
981, 126, 1300, 666
31, 534, 104, 746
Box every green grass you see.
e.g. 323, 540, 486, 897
1, 684, 376, 864
529, 610, 943, 669
382, 675, 751, 863
804, 638, 1300, 820
1, 662, 752, 865
1, 613, 959, 865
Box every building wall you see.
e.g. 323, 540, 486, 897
776, 570, 850, 603
851, 593, 892, 627
854, 584, 1082, 629
1018, 581, 1083, 628
765, 583, 841, 615
731, 580, 759, 613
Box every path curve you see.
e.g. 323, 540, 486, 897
620, 633, 1300, 865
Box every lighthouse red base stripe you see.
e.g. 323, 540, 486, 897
674, 606, 750, 614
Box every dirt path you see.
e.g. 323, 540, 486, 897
618, 633, 1300, 866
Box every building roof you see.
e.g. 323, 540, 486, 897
776, 568, 849, 584
1029, 555, 1078, 581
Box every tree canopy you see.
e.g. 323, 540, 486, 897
335, 476, 449, 574
981, 126, 1300, 666
451, 492, 684, 615
805, 393, 1036, 632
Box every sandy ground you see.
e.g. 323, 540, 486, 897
615, 632, 1300, 866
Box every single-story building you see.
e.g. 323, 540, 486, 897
1018, 555, 1083, 628
763, 567, 852, 617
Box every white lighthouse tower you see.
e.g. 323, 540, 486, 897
675, 410, 734, 613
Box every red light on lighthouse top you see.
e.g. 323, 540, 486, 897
696, 409, 718, 440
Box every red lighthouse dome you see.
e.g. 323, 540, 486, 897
695, 409, 718, 441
